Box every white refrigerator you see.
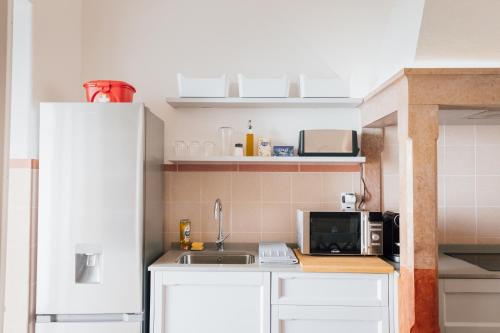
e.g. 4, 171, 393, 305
36, 103, 164, 333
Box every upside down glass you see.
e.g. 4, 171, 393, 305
174, 140, 188, 157
218, 127, 233, 156
203, 141, 216, 157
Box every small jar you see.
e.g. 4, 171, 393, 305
234, 143, 244, 156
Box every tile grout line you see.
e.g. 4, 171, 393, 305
259, 172, 263, 241
289, 172, 294, 242
196, 172, 201, 242
199, 173, 203, 242
288, 173, 293, 242
473, 125, 478, 244
229, 172, 234, 239
442, 125, 447, 243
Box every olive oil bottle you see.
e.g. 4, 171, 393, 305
245, 120, 254, 156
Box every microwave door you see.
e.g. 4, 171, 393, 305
309, 212, 361, 255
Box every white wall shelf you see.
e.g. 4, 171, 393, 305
167, 156, 366, 164
166, 97, 363, 109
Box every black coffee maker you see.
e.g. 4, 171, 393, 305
383, 211, 400, 263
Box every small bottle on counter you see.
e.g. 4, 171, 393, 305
179, 219, 191, 250
234, 143, 244, 156
245, 120, 254, 156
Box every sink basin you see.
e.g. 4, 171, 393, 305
177, 251, 255, 265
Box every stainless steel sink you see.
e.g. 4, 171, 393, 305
177, 251, 255, 264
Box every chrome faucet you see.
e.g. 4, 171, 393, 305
214, 198, 229, 251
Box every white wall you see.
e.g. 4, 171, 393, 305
29, 0, 83, 158
23, 0, 500, 159
374, 0, 425, 86
8, 0, 84, 159
0, 0, 12, 329
33, 0, 83, 103
10, 0, 33, 159
80, 0, 401, 157
81, 0, 394, 97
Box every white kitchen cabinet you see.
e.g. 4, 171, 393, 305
272, 272, 388, 306
35, 322, 141, 333
272, 305, 389, 333
439, 278, 500, 332
271, 272, 392, 333
150, 271, 270, 333
390, 271, 399, 333
149, 269, 395, 333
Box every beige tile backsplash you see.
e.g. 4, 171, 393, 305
165, 124, 499, 247
382, 125, 500, 244
164, 171, 360, 247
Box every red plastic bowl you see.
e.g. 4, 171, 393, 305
83, 80, 136, 103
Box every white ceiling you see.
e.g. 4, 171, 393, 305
415, 0, 500, 66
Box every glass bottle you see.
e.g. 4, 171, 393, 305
179, 219, 191, 250
245, 120, 254, 156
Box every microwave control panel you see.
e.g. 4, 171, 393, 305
367, 220, 383, 255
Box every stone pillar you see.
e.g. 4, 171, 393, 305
360, 128, 384, 211
398, 104, 440, 333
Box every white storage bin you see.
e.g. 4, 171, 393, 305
177, 74, 229, 98
238, 74, 289, 98
299, 75, 349, 98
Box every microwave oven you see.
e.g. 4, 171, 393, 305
296, 210, 383, 255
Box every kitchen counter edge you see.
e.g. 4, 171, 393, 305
439, 244, 500, 279
149, 243, 397, 274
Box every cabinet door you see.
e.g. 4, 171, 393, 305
150, 271, 270, 333
35, 322, 141, 333
272, 272, 388, 306
440, 278, 500, 332
272, 305, 389, 333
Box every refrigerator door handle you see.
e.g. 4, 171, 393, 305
36, 315, 55, 323
36, 313, 143, 323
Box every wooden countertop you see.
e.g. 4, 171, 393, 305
293, 249, 394, 274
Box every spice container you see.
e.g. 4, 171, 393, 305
179, 219, 191, 250
258, 138, 272, 157
234, 143, 244, 156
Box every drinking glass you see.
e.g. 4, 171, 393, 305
203, 141, 216, 157
174, 140, 188, 157
218, 127, 233, 156
189, 141, 201, 157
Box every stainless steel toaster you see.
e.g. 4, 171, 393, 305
298, 129, 359, 156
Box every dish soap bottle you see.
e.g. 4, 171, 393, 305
245, 120, 254, 156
